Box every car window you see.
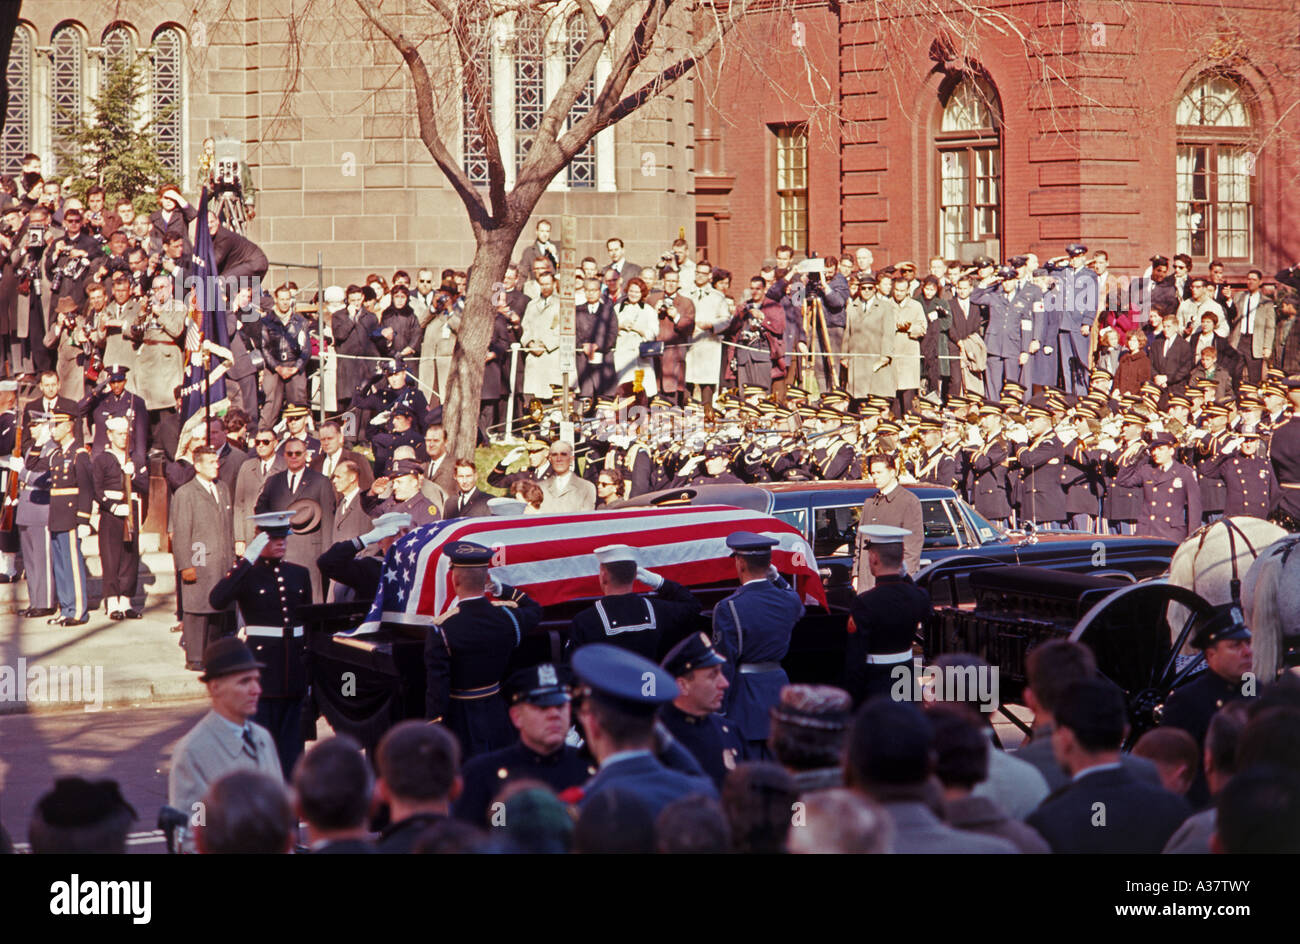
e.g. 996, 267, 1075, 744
921, 500, 960, 548
772, 507, 807, 537
813, 504, 859, 557
958, 500, 1005, 544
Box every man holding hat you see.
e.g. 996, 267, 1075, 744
169, 637, 283, 820
77, 364, 147, 456
424, 541, 542, 758
658, 633, 745, 787
209, 510, 313, 778
571, 643, 717, 816
1160, 603, 1255, 752
570, 543, 703, 661
711, 531, 805, 759
92, 415, 149, 619
844, 525, 930, 707
453, 662, 595, 824
255, 430, 335, 603
1116, 430, 1202, 541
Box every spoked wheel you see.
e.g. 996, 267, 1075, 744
1069, 580, 1214, 749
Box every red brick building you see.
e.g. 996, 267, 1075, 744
695, 0, 1300, 281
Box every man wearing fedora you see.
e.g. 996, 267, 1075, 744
255, 430, 335, 603
169, 637, 282, 822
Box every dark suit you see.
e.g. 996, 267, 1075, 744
442, 487, 492, 520
254, 467, 336, 602
312, 447, 375, 491
575, 298, 617, 398
331, 305, 381, 403
217, 443, 248, 496
1026, 764, 1191, 854
1149, 333, 1193, 391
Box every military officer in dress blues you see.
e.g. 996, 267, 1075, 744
77, 365, 147, 456
453, 663, 595, 825
658, 633, 745, 787
91, 415, 148, 619
208, 510, 314, 779
46, 411, 94, 626
711, 531, 805, 760
568, 544, 703, 661
844, 525, 931, 707
1201, 430, 1276, 518
424, 541, 542, 758
1045, 243, 1100, 394
571, 643, 717, 816
1116, 431, 1203, 541
0, 379, 21, 582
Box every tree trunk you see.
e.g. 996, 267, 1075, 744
443, 225, 525, 461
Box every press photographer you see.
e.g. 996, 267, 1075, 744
45, 208, 105, 309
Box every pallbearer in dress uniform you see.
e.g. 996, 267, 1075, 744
711, 531, 805, 760
209, 510, 313, 779
658, 632, 744, 787
423, 541, 543, 758
46, 410, 93, 626
12, 411, 56, 618
844, 525, 931, 707
453, 663, 595, 825
1116, 431, 1202, 541
92, 415, 148, 619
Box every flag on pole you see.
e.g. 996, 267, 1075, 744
178, 187, 231, 447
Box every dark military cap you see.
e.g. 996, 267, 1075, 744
105, 364, 129, 382
282, 402, 311, 418
1203, 402, 1230, 418
381, 357, 406, 375
447, 541, 493, 567
1023, 404, 1050, 420
390, 458, 424, 478
1190, 603, 1251, 650
876, 420, 901, 436
1239, 397, 1264, 412
1008, 255, 1029, 269
855, 271, 877, 286
787, 386, 810, 400
977, 402, 1001, 417
705, 442, 731, 459
571, 643, 677, 710
1066, 243, 1088, 257
199, 636, 265, 682
391, 403, 417, 420
770, 684, 853, 732
796, 405, 819, 419
1120, 412, 1146, 427
726, 531, 778, 556
972, 255, 995, 268
1149, 431, 1177, 447
995, 265, 1018, 281
504, 663, 571, 707
662, 632, 727, 678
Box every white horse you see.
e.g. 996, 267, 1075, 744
1241, 534, 1300, 680
1166, 516, 1287, 655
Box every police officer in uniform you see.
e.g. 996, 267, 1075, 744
844, 525, 931, 707
46, 410, 93, 625
568, 544, 703, 661
1012, 401, 1068, 529
208, 510, 313, 779
77, 365, 147, 456
92, 416, 148, 619
374, 458, 441, 525
670, 443, 744, 487
1116, 431, 1202, 541
1202, 430, 1276, 517
712, 531, 805, 760
352, 357, 430, 436
658, 632, 744, 787
424, 541, 542, 758
453, 663, 595, 825
370, 404, 425, 478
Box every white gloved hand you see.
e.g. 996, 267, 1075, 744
767, 564, 781, 582
502, 446, 527, 465
122, 460, 135, 476
243, 531, 270, 562
77, 524, 92, 539
488, 573, 503, 596
110, 503, 128, 516
4, 455, 21, 471
636, 567, 665, 590
370, 410, 392, 427
359, 512, 412, 546
681, 456, 703, 474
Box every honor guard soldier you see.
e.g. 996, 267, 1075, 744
711, 532, 805, 760
209, 510, 313, 779
317, 512, 410, 602
453, 663, 595, 825
11, 411, 57, 618
92, 416, 148, 619
658, 633, 745, 787
424, 541, 542, 758
77, 365, 147, 456
1116, 431, 1203, 541
571, 643, 717, 817
46, 411, 94, 625
568, 544, 703, 661
1202, 431, 1276, 517
0, 379, 20, 582
844, 526, 931, 707
373, 458, 440, 525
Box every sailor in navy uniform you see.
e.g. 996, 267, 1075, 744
1116, 431, 1203, 541
658, 633, 744, 787
572, 643, 717, 817
46, 410, 94, 625
91, 415, 148, 619
76, 365, 147, 456
568, 543, 703, 661
711, 531, 805, 759
208, 510, 314, 779
844, 525, 931, 707
453, 663, 595, 825
424, 541, 542, 758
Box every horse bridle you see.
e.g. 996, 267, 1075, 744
1191, 517, 1263, 604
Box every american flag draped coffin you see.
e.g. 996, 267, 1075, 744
349, 504, 828, 636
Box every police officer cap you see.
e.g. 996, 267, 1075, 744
858, 524, 911, 546
1190, 603, 1251, 650
1066, 242, 1088, 257
1149, 431, 1177, 447
973, 255, 995, 268
390, 458, 424, 478
382, 358, 406, 375
572, 643, 677, 709
105, 416, 129, 433
447, 541, 493, 567
594, 543, 639, 566
725, 531, 778, 556
248, 510, 296, 537
661, 632, 727, 678
504, 662, 571, 706
391, 403, 417, 420
106, 364, 129, 382
1150, 254, 1170, 267
282, 402, 310, 419
855, 271, 876, 286
1008, 255, 1029, 269
995, 265, 1018, 281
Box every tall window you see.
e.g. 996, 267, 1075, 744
1, 25, 32, 174
774, 125, 808, 252
51, 25, 84, 162
151, 28, 184, 181
102, 24, 134, 88
513, 14, 544, 176
461, 18, 492, 187
565, 14, 595, 189
1176, 74, 1253, 261
936, 74, 1001, 260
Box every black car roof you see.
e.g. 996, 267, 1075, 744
622, 482, 956, 511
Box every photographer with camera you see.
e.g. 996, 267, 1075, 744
148, 185, 197, 258
126, 272, 187, 424
42, 296, 94, 400
653, 268, 695, 407
724, 274, 783, 395
45, 207, 105, 310
657, 238, 695, 284
12, 204, 54, 373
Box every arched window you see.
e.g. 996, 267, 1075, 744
461, 17, 492, 186
51, 24, 84, 163
935, 74, 1001, 260
565, 14, 595, 189
1, 25, 33, 174
102, 24, 134, 85
513, 13, 544, 175
1176, 73, 1253, 261
151, 27, 184, 181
